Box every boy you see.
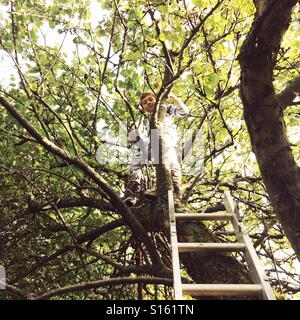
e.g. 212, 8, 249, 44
124, 92, 189, 206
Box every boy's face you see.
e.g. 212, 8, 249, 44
141, 94, 156, 113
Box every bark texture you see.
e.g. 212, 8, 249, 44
239, 0, 300, 259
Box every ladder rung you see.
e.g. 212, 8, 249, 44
177, 242, 245, 252
175, 213, 233, 221
182, 284, 262, 296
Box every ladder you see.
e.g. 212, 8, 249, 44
168, 189, 276, 300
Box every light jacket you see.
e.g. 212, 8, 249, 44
129, 99, 189, 148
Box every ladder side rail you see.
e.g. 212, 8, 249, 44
230, 213, 276, 300
168, 190, 183, 300
223, 190, 244, 240
223, 191, 276, 300
241, 232, 276, 300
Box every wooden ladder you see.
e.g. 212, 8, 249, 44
168, 190, 276, 300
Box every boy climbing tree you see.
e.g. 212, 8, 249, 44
123, 91, 189, 206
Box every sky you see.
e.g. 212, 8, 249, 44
0, 0, 107, 84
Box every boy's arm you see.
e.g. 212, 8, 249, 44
169, 93, 189, 117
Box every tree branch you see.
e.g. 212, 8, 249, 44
278, 77, 300, 109
239, 0, 300, 259
2, 282, 35, 300
34, 276, 172, 300
0, 95, 166, 272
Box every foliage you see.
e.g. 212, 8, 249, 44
0, 0, 300, 300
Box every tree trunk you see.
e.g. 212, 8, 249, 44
239, 0, 300, 259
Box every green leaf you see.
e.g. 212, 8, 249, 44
159, 33, 166, 41
73, 36, 82, 44
207, 73, 220, 86
192, 0, 203, 7
48, 20, 56, 29
204, 85, 214, 97
49, 212, 56, 220
158, 5, 168, 14
123, 51, 141, 61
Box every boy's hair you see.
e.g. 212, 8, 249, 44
140, 92, 156, 102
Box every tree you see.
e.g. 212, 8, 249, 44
0, 0, 300, 300
239, 0, 300, 260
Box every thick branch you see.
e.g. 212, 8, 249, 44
0, 95, 165, 271
239, 0, 300, 259
34, 277, 172, 300
278, 77, 300, 109
2, 282, 35, 300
